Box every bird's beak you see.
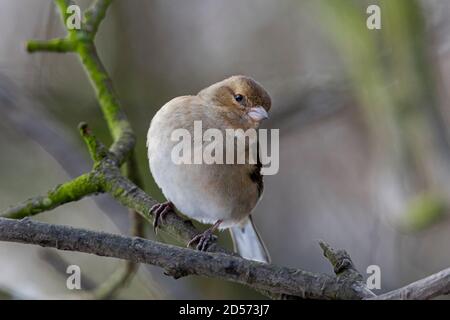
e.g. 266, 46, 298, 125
248, 106, 269, 122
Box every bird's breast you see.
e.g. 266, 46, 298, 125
147, 98, 261, 228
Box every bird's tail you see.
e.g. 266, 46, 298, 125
229, 215, 271, 263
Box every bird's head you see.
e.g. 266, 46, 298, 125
198, 75, 272, 128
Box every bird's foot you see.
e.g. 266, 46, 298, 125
187, 231, 217, 251
187, 220, 222, 251
150, 201, 175, 234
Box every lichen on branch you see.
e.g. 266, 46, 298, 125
2, 173, 100, 219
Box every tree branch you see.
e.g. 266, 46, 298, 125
1, 173, 100, 219
25, 0, 134, 165
26, 38, 75, 53
2, 215, 448, 299
75, 41, 135, 164
78, 122, 109, 163
84, 0, 113, 36
371, 268, 450, 300
319, 241, 376, 299
0, 217, 373, 299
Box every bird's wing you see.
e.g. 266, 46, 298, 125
249, 141, 263, 198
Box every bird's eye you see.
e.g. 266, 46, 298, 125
234, 94, 244, 103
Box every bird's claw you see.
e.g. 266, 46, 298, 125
187, 219, 223, 251
187, 229, 218, 251
150, 201, 174, 234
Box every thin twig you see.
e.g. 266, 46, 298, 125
26, 38, 75, 53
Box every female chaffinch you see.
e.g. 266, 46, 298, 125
147, 75, 271, 263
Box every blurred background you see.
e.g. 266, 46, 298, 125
1, 0, 450, 299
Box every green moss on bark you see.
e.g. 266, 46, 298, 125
3, 173, 100, 219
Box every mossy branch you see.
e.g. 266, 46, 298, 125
78, 122, 109, 163
26, 38, 75, 53
84, 0, 113, 36
2, 173, 100, 219
25, 0, 134, 164
75, 42, 134, 163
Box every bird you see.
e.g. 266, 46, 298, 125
146, 75, 272, 263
